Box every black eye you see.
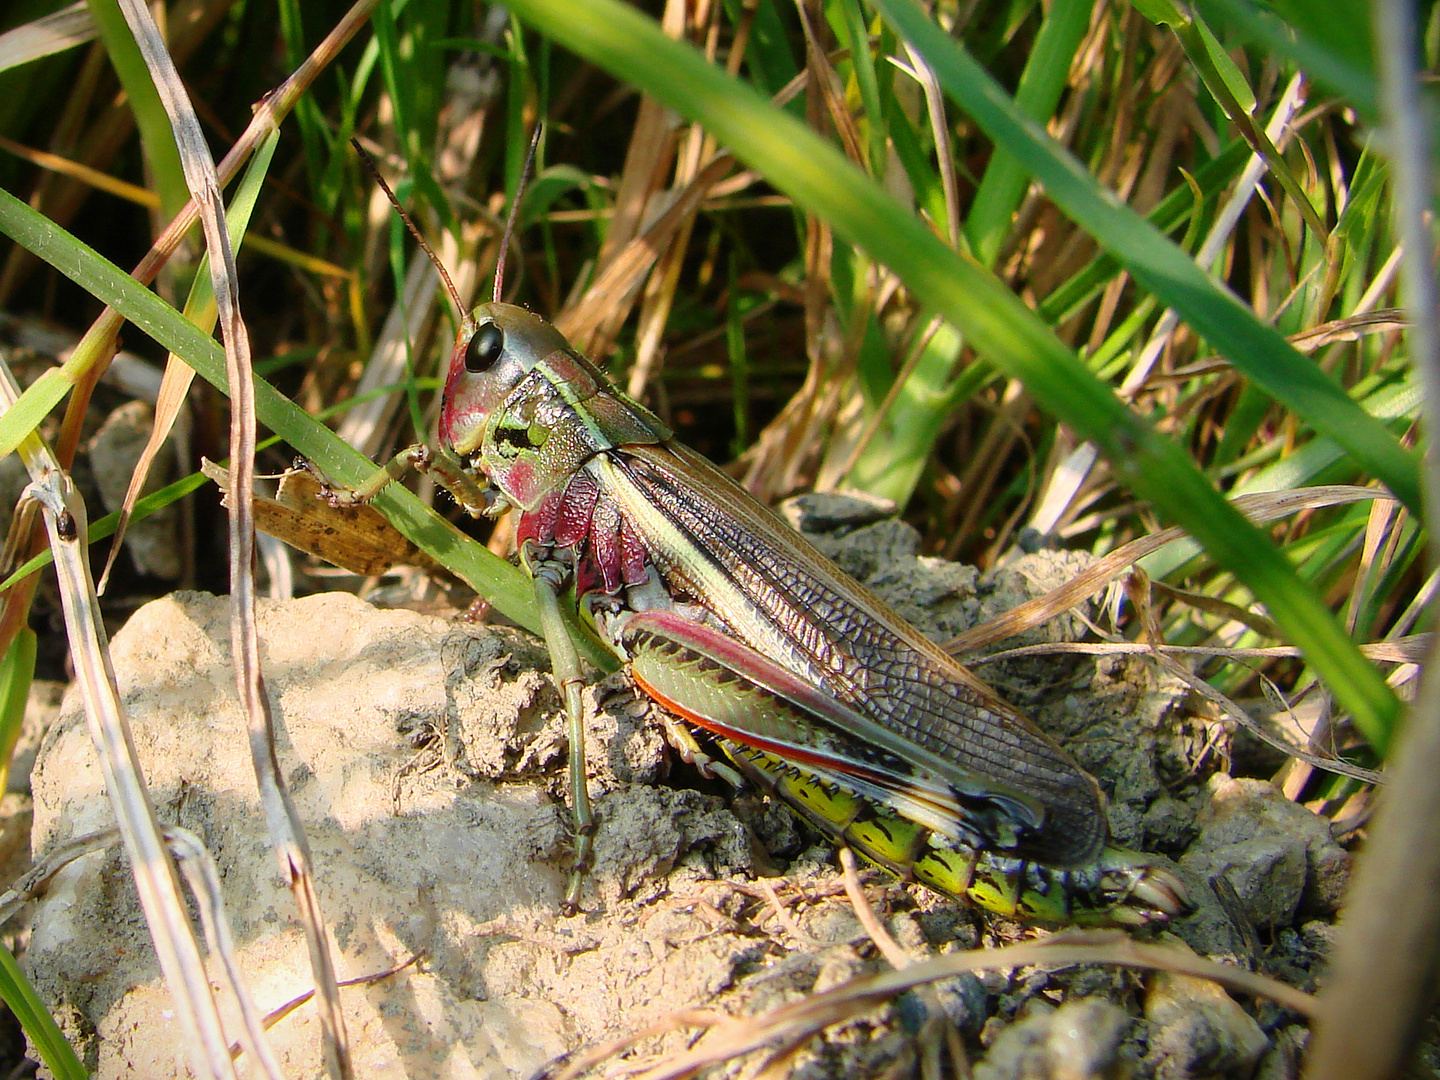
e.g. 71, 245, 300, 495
464, 323, 504, 372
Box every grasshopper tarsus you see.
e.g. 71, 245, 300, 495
562, 825, 596, 915
295, 453, 397, 509
656, 711, 747, 790
561, 798, 599, 915
303, 442, 500, 518
294, 457, 345, 506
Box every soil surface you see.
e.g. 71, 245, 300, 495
22, 498, 1346, 1078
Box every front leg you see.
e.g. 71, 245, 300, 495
304, 442, 503, 518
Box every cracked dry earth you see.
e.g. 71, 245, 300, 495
23, 501, 1352, 1078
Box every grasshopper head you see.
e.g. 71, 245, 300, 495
438, 302, 667, 511
438, 303, 571, 457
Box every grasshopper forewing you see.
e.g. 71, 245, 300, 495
322, 299, 1192, 927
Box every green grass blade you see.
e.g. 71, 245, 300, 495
86, 0, 188, 220
496, 0, 1403, 752
965, 0, 1092, 266
0, 931, 86, 1080
372, 0, 456, 237
0, 183, 547, 645
0, 472, 213, 594
1194, 0, 1378, 123
722, 0, 801, 105
0, 128, 280, 460
829, 0, 886, 176
873, 0, 1421, 518
1143, 378, 1419, 581
0, 626, 34, 799
843, 319, 962, 502
0, 368, 70, 459
1036, 138, 1250, 324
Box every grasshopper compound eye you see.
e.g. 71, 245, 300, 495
465, 322, 505, 373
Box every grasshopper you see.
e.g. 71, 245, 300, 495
321, 150, 1191, 927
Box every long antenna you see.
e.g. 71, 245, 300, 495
493, 123, 544, 303
351, 137, 469, 324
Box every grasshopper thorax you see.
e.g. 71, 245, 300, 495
439, 302, 669, 513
